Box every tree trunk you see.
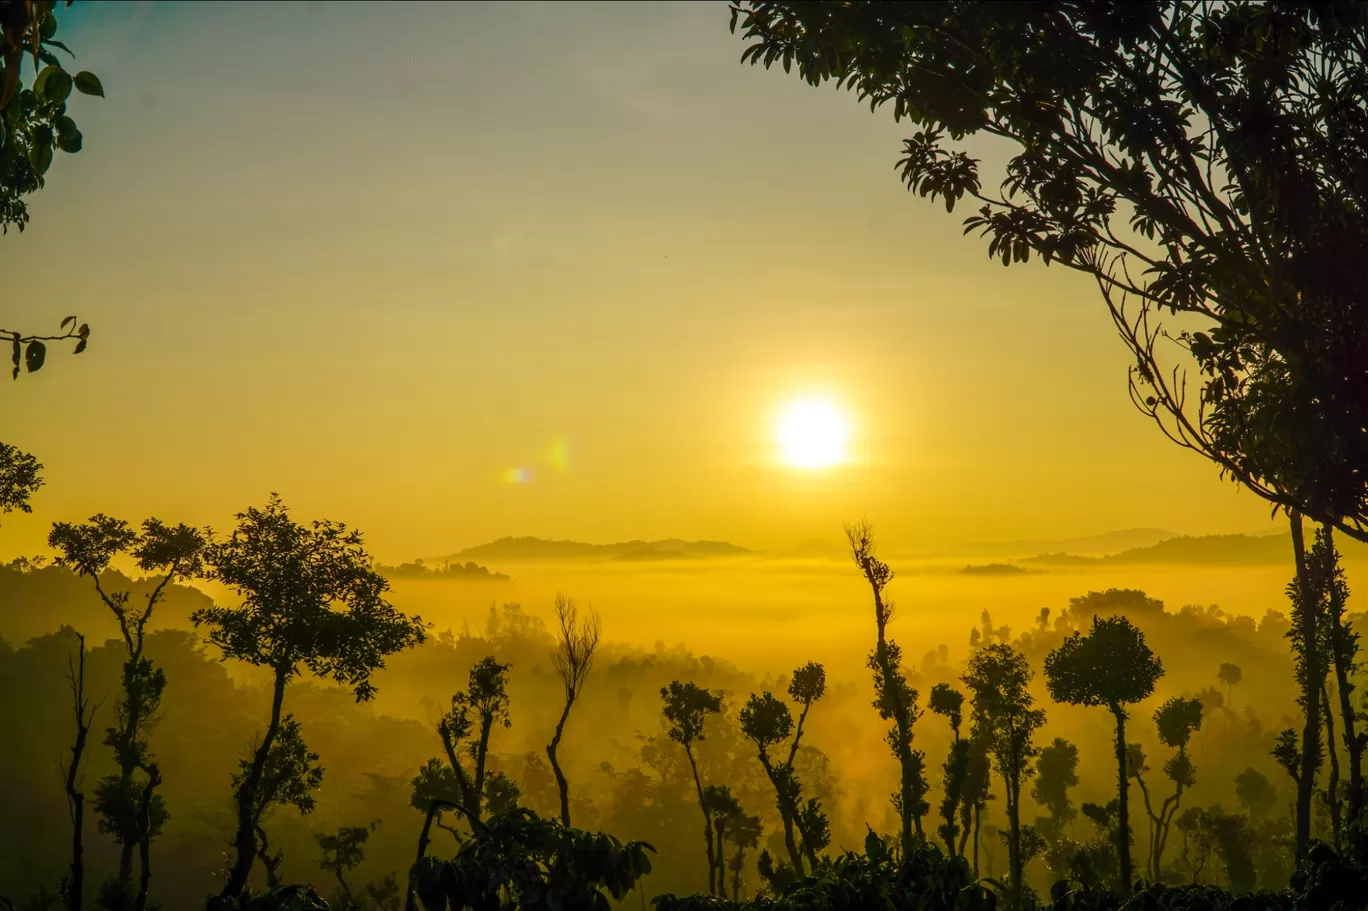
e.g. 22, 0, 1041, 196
64, 634, 92, 911
406, 800, 446, 911
1007, 766, 1021, 911
219, 665, 289, 899
1291, 511, 1321, 860
1323, 524, 1364, 824
547, 697, 574, 827
134, 763, 160, 911
255, 825, 281, 889
1112, 706, 1131, 892
972, 802, 981, 877
759, 755, 804, 875
1322, 682, 1343, 850
684, 745, 717, 895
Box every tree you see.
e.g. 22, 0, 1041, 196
728, 2, 1368, 850
436, 656, 512, 825
661, 680, 723, 895
1286, 516, 1328, 856
1144, 697, 1204, 879
959, 729, 993, 876
315, 822, 378, 908
1218, 664, 1243, 713
2, 1, 104, 231
193, 495, 427, 903
1046, 615, 1164, 892
547, 594, 600, 827
3, 3, 100, 373
846, 520, 926, 855
60, 631, 98, 911
963, 643, 1044, 910
929, 682, 971, 857
233, 717, 324, 889
728, 2, 1368, 545
738, 661, 827, 877
1304, 526, 1363, 829
1032, 737, 1080, 845
724, 811, 763, 900
1235, 768, 1278, 826
49, 515, 205, 911
0, 440, 41, 520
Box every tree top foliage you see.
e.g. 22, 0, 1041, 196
0, 440, 41, 520
730, 1, 1368, 540
662, 681, 723, 746
1045, 615, 1164, 710
191, 494, 427, 701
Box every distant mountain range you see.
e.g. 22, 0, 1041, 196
960, 527, 1180, 558
438, 537, 753, 563
1027, 531, 1367, 566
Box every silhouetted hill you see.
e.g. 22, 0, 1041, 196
962, 527, 1179, 558
376, 559, 511, 582
961, 562, 1030, 576
1025, 531, 1368, 566
441, 536, 753, 562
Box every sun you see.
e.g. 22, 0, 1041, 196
776, 398, 852, 469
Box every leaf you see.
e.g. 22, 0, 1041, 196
73, 338, 87, 355
61, 316, 75, 329
74, 71, 104, 98
77, 323, 89, 339
10, 339, 19, 380
28, 142, 53, 175
56, 128, 82, 154
25, 341, 46, 373
44, 39, 73, 57
33, 65, 59, 103
45, 68, 73, 105
55, 115, 78, 140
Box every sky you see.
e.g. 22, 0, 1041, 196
0, 1, 1282, 563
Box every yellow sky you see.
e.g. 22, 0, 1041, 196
0, 1, 1279, 562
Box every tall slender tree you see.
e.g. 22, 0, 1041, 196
929, 682, 970, 857
49, 515, 205, 911
846, 520, 926, 854
963, 644, 1044, 910
438, 656, 512, 824
547, 594, 600, 827
1045, 616, 1164, 892
60, 632, 98, 911
194, 496, 426, 903
661, 681, 724, 895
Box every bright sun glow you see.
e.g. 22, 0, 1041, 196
776, 398, 852, 469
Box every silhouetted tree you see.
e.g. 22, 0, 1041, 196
661, 681, 723, 895
49, 515, 205, 911
1, 2, 103, 233
1286, 515, 1327, 857
0, 441, 41, 520
233, 717, 324, 889
1305, 526, 1362, 828
725, 811, 763, 901
1235, 768, 1279, 826
703, 784, 742, 894
60, 632, 98, 911
929, 682, 969, 857
1143, 697, 1203, 880
1032, 737, 1079, 845
193, 496, 426, 903
738, 661, 826, 876
846, 520, 926, 854
963, 643, 1044, 910
437, 656, 512, 823
1218, 664, 1243, 714
728, 2, 1368, 547
315, 822, 378, 908
1046, 615, 1164, 891
547, 594, 600, 827
959, 728, 993, 876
